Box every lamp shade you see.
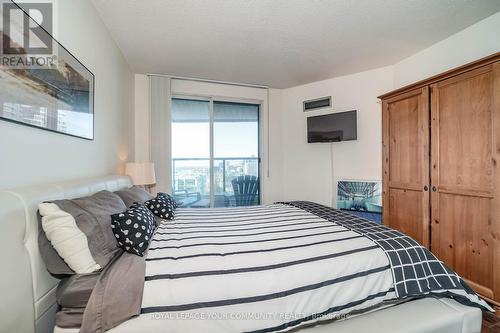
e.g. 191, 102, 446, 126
125, 162, 156, 186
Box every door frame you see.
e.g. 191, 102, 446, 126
171, 94, 262, 207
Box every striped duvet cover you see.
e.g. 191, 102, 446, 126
108, 204, 397, 333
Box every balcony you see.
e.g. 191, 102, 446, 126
172, 157, 260, 208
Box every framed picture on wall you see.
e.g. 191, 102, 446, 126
337, 180, 382, 214
0, 1, 95, 140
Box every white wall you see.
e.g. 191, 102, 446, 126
393, 11, 500, 88
0, 0, 134, 189
281, 67, 394, 206
266, 88, 284, 204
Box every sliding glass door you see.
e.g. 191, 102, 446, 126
171, 98, 260, 208
171, 99, 211, 207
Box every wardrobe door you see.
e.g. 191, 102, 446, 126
430, 63, 500, 304
382, 87, 430, 247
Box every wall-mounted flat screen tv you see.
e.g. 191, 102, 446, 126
307, 110, 357, 143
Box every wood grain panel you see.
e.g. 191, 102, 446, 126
382, 87, 429, 246
432, 193, 493, 294
492, 62, 500, 305
388, 188, 422, 242
437, 67, 492, 191
388, 95, 421, 185
431, 64, 497, 302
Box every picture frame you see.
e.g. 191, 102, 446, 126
0, 1, 95, 140
337, 180, 382, 214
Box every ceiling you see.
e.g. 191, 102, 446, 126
91, 0, 500, 88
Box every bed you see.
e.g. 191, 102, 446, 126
0, 175, 486, 333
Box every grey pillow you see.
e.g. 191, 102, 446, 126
57, 272, 101, 309
115, 186, 154, 208
38, 190, 127, 275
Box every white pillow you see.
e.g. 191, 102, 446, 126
38, 203, 101, 274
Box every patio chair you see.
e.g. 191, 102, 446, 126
231, 175, 259, 206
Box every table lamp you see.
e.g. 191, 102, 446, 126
125, 162, 156, 192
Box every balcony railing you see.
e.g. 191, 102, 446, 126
172, 157, 259, 208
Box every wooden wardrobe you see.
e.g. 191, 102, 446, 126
379, 53, 500, 307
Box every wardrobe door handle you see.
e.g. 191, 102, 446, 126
423, 186, 429, 191
432, 186, 437, 192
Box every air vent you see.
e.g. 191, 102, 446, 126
303, 96, 331, 112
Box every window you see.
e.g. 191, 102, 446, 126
171, 98, 260, 208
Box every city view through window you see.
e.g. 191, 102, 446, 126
171, 99, 260, 208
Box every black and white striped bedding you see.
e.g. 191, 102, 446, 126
108, 203, 488, 333
111, 204, 397, 332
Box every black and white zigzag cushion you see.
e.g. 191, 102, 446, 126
145, 192, 175, 219
111, 203, 156, 256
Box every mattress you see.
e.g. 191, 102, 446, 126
53, 297, 482, 333
55, 203, 488, 332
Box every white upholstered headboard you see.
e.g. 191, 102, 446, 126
0, 175, 132, 333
